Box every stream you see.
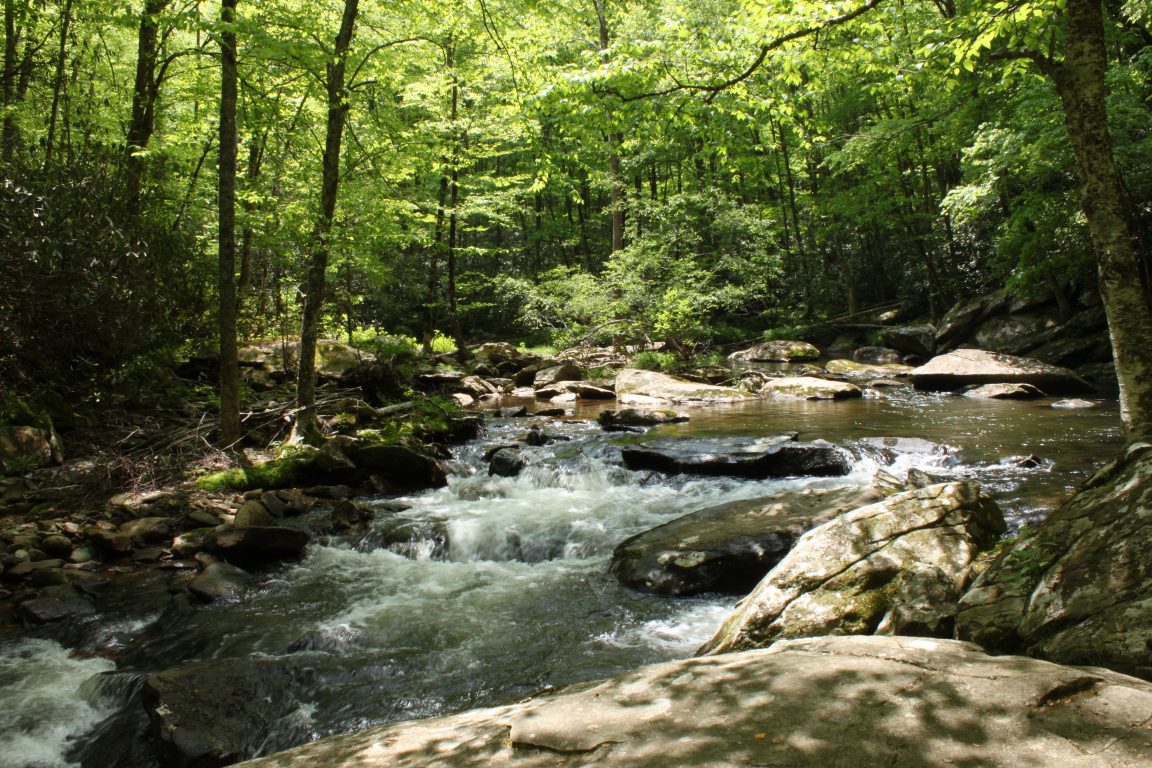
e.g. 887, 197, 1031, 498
0, 387, 1124, 767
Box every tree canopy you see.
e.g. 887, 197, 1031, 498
1, 0, 1149, 431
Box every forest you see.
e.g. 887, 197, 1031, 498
5, 2, 1152, 766
0, 0, 1149, 437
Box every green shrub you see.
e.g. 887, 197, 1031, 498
631, 350, 678, 372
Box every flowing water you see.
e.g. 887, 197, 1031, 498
0, 387, 1124, 767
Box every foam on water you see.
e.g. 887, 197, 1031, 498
0, 639, 116, 768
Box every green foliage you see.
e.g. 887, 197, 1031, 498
0, 163, 209, 401
761, 326, 808, 342
2, 0, 1149, 418
630, 350, 678, 372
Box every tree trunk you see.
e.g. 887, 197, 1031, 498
124, 0, 170, 219
294, 0, 359, 440
593, 0, 624, 252
218, 0, 241, 445
42, 0, 72, 171
1053, 0, 1152, 438
2, 0, 25, 163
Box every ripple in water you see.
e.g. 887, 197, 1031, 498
0, 639, 116, 768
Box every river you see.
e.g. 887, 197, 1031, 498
0, 387, 1123, 767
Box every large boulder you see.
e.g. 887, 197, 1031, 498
144, 658, 304, 768
337, 438, 448, 490
935, 293, 1011, 352
728, 340, 821, 362
237, 635, 1152, 768
472, 342, 521, 365
879, 324, 936, 358
956, 441, 1152, 680
0, 424, 63, 472
610, 486, 884, 596
214, 526, 310, 568
533, 363, 584, 388
533, 381, 614, 400
615, 368, 754, 405
699, 481, 1005, 655
908, 348, 1093, 394
759, 375, 863, 400
238, 339, 374, 380
620, 436, 852, 479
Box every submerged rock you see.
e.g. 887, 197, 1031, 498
144, 658, 304, 768
188, 561, 253, 602
956, 441, 1152, 680
610, 486, 884, 596
620, 436, 851, 479
236, 635, 1152, 768
597, 408, 689, 428
488, 447, 525, 477
699, 481, 1005, 655
963, 382, 1046, 399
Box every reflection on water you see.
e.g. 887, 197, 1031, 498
0, 386, 1124, 767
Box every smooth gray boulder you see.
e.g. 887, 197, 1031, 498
760, 375, 863, 399
615, 368, 753, 405
956, 441, 1152, 680
533, 363, 583, 387
728, 340, 820, 362
908, 348, 1093, 394
963, 382, 1046, 399
188, 561, 253, 602
610, 486, 884, 596
237, 635, 1152, 768
620, 436, 852, 479
533, 380, 614, 399
699, 481, 1005, 655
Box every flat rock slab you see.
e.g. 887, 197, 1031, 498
824, 359, 914, 377
908, 348, 1093, 394
615, 368, 753, 405
620, 436, 852, 479
237, 635, 1152, 768
610, 486, 884, 596
759, 375, 862, 399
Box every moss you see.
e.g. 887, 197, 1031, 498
196, 447, 319, 492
